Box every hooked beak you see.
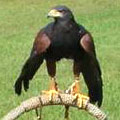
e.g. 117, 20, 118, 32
47, 9, 63, 18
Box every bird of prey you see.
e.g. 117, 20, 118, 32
14, 6, 103, 110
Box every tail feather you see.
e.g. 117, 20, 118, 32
14, 53, 44, 95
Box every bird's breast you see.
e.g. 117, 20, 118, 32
45, 32, 83, 61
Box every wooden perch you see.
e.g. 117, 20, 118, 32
2, 93, 107, 120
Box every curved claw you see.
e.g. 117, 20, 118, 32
65, 81, 89, 108
42, 90, 59, 101
73, 93, 89, 108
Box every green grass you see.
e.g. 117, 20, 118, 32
0, 0, 120, 119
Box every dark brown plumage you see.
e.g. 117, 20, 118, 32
14, 5, 103, 107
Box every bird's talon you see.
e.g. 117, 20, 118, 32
42, 90, 59, 101
73, 93, 89, 109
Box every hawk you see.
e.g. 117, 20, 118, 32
14, 6, 103, 110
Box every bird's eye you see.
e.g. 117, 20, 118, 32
59, 10, 65, 13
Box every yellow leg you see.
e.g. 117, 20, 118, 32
42, 77, 59, 101
65, 76, 89, 108
73, 80, 89, 108
49, 77, 58, 90
65, 76, 80, 94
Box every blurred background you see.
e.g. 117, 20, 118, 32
0, 0, 120, 119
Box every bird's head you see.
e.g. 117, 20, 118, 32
47, 5, 74, 21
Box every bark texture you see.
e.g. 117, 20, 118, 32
2, 94, 107, 120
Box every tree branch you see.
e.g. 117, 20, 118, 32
2, 94, 107, 120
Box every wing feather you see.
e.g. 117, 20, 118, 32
80, 33, 103, 107
14, 30, 51, 95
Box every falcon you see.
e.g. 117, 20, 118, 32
14, 5, 103, 111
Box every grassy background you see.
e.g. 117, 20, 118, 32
0, 0, 120, 119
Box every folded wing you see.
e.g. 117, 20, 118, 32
80, 33, 103, 107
